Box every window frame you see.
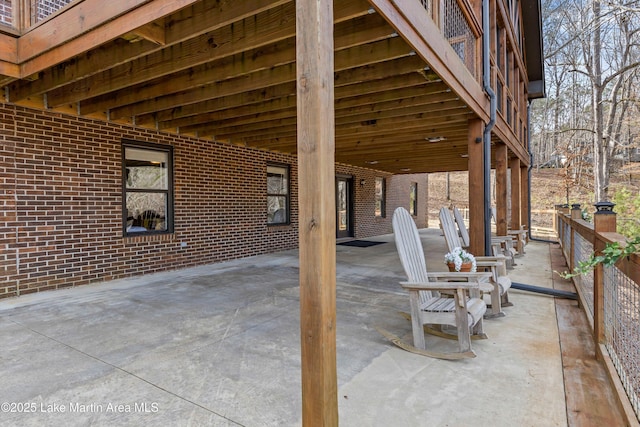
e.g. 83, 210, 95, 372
122, 140, 174, 237
409, 182, 418, 216
266, 163, 290, 226
374, 177, 386, 218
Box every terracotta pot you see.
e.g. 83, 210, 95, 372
447, 261, 473, 272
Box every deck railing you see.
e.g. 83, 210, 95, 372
418, 0, 481, 81
0, 0, 77, 30
0, 0, 12, 26
557, 204, 640, 423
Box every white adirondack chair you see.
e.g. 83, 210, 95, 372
439, 207, 513, 317
491, 206, 528, 256
452, 206, 517, 267
378, 207, 490, 360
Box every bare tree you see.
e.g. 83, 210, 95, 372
532, 0, 640, 201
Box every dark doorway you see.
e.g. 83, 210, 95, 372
336, 176, 354, 238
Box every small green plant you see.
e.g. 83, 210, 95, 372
612, 187, 640, 238
558, 235, 640, 279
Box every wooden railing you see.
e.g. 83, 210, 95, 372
0, 0, 77, 31
418, 0, 481, 82
556, 205, 640, 424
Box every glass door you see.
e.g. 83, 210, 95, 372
336, 176, 354, 238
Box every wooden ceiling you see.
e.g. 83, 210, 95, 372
2, 0, 480, 174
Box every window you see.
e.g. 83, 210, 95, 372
409, 182, 418, 216
375, 177, 386, 218
122, 141, 173, 235
267, 164, 289, 225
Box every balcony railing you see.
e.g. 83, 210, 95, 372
418, 0, 480, 81
0, 0, 76, 31
0, 0, 12, 26
557, 205, 640, 423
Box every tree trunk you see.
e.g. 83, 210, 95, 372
592, 0, 608, 202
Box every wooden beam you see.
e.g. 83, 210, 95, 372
468, 118, 485, 256
161, 76, 442, 130
241, 122, 468, 148
48, 9, 300, 108
0, 33, 18, 64
103, 48, 424, 120
296, 0, 337, 424
495, 143, 508, 236
212, 108, 470, 141
18, 0, 152, 61
0, 33, 19, 78
81, 34, 412, 115
368, 0, 489, 121
25, 0, 378, 107
520, 165, 529, 231
124, 21, 166, 45
140, 81, 298, 126
187, 98, 465, 137
493, 113, 530, 165
145, 69, 428, 128
9, 0, 293, 100
509, 157, 521, 230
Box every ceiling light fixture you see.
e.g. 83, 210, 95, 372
425, 136, 446, 143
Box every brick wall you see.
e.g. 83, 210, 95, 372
388, 174, 430, 228
0, 103, 423, 299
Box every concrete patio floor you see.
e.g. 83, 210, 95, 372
0, 229, 579, 426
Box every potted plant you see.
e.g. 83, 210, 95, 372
444, 247, 477, 272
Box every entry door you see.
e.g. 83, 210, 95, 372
336, 176, 354, 238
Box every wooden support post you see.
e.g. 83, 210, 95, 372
495, 144, 508, 236
593, 206, 617, 347
296, 0, 338, 425
509, 157, 521, 230
17, 0, 30, 31
520, 166, 529, 234
468, 119, 485, 256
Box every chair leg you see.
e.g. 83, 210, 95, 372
408, 291, 426, 350
454, 291, 473, 353
501, 290, 514, 307
471, 316, 485, 338
485, 287, 505, 318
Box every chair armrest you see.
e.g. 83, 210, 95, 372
476, 260, 501, 268
426, 271, 492, 280
400, 281, 480, 292
475, 255, 506, 262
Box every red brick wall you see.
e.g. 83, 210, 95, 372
388, 174, 430, 228
0, 104, 424, 299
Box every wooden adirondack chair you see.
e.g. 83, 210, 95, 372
452, 206, 517, 266
439, 207, 513, 317
491, 206, 528, 256
377, 207, 490, 360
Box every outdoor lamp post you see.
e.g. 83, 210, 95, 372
594, 201, 615, 214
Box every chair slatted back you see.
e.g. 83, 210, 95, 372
452, 207, 470, 248
392, 207, 433, 300
439, 207, 464, 252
